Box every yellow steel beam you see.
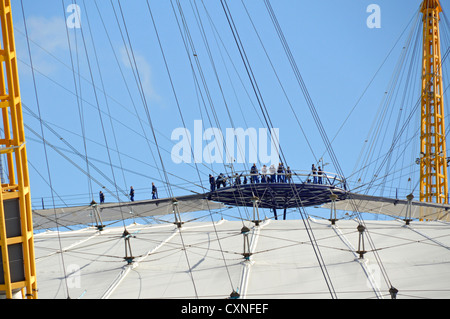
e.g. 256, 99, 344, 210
420, 0, 449, 212
0, 0, 37, 299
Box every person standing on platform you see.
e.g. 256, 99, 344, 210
261, 164, 267, 183
209, 174, 215, 191
234, 173, 241, 186
312, 164, 318, 184
216, 173, 224, 189
269, 164, 276, 183
277, 163, 284, 183
130, 186, 135, 202
318, 166, 323, 184
250, 163, 259, 183
99, 191, 105, 204
286, 166, 292, 183
152, 182, 158, 199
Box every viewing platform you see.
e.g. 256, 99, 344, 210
207, 170, 348, 217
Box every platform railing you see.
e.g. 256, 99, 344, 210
210, 169, 347, 190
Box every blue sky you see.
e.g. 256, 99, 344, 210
9, 0, 449, 220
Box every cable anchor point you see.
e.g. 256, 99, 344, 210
356, 224, 367, 259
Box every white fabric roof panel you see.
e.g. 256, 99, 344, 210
243, 219, 381, 299
33, 218, 450, 299
324, 193, 450, 221
367, 221, 450, 299
35, 226, 137, 299
108, 220, 244, 299
32, 195, 226, 230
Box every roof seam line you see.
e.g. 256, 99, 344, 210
101, 227, 180, 299
331, 224, 384, 299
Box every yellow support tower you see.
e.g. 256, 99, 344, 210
420, 0, 449, 207
0, 0, 37, 299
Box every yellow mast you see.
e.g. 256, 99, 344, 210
0, 0, 37, 299
420, 0, 449, 207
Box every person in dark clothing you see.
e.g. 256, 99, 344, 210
130, 186, 135, 202
152, 182, 158, 199
216, 173, 224, 189
250, 163, 259, 183
222, 176, 227, 188
277, 163, 285, 183
209, 174, 216, 191
234, 173, 241, 186
99, 191, 105, 204
312, 164, 318, 184
318, 166, 323, 184
286, 166, 292, 183
277, 163, 281, 182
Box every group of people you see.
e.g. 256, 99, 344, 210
96, 162, 330, 203
311, 164, 325, 184
209, 163, 293, 191
97, 163, 329, 202
209, 163, 329, 191
251, 163, 292, 184
98, 183, 159, 204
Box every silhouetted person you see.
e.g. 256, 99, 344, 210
209, 174, 215, 191
250, 163, 259, 183
130, 186, 135, 202
152, 183, 158, 199
312, 164, 317, 183
318, 166, 323, 184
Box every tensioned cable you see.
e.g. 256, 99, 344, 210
198, 0, 267, 132
171, 0, 296, 291
198, 1, 320, 226
23, 97, 215, 203
181, 0, 258, 223
25, 127, 204, 202
23, 102, 126, 200
25, 124, 120, 212
20, 0, 70, 298
337, 4, 450, 287
263, 0, 343, 181
17, 55, 212, 196
359, 11, 450, 199
328, 9, 421, 163
220, 0, 338, 298
72, 0, 129, 229
347, 62, 450, 196
189, 0, 260, 175
15, 12, 217, 197
173, 0, 250, 288
62, 0, 94, 203
222, 0, 338, 297
239, 0, 317, 163
349, 10, 420, 188
378, 13, 421, 197
116, 0, 200, 297
145, 0, 241, 295
106, 0, 173, 199
262, 0, 404, 296
82, 0, 129, 199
